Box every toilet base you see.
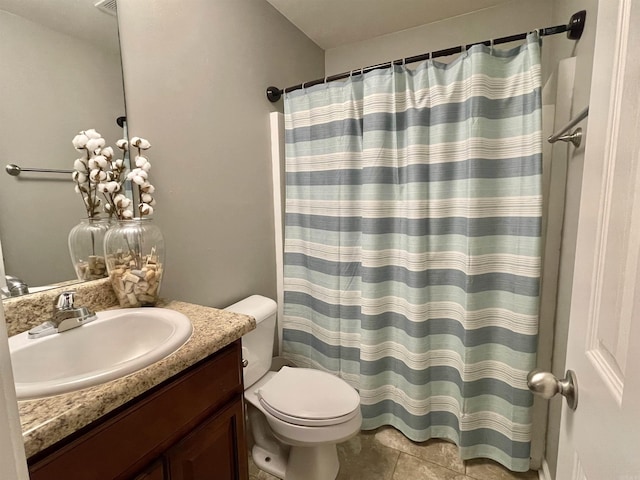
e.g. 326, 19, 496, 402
287, 443, 340, 480
252, 444, 287, 479
252, 443, 340, 480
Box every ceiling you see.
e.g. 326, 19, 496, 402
265, 0, 514, 50
0, 0, 119, 53
1, 1, 515, 53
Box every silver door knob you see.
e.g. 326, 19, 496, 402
527, 369, 578, 410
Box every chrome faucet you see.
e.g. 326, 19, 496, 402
28, 291, 97, 339
3, 275, 29, 297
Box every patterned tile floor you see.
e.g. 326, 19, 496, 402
249, 427, 539, 480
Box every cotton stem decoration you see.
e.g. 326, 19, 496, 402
128, 136, 156, 218
72, 129, 106, 218
100, 139, 131, 219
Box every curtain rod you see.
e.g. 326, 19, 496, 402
266, 10, 586, 103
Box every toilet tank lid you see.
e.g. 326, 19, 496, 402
224, 295, 277, 324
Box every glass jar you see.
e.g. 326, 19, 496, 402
68, 218, 111, 281
103, 218, 165, 307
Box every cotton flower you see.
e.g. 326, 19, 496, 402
101, 147, 114, 159
127, 167, 148, 185
135, 156, 148, 168
131, 137, 151, 149
86, 137, 105, 152
73, 159, 87, 171
139, 204, 153, 215
84, 129, 101, 139
114, 194, 126, 206
114, 194, 131, 208
116, 139, 128, 151
72, 171, 87, 183
141, 193, 153, 203
121, 209, 133, 219
89, 169, 107, 182
72, 134, 89, 149
141, 184, 155, 194
93, 155, 108, 169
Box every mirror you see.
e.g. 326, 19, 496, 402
0, 0, 126, 297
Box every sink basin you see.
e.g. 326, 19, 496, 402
9, 308, 193, 400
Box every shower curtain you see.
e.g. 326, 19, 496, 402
282, 34, 541, 472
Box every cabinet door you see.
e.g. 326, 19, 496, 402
167, 398, 248, 480
134, 461, 164, 480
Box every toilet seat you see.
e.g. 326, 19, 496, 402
256, 366, 360, 427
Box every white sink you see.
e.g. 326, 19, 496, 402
9, 308, 193, 400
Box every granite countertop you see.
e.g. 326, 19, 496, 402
17, 300, 255, 458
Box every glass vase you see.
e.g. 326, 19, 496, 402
68, 218, 111, 281
104, 218, 165, 307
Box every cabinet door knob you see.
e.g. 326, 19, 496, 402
527, 369, 578, 410
242, 358, 249, 368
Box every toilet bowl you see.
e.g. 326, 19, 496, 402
226, 295, 362, 480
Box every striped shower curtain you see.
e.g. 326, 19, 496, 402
282, 34, 542, 472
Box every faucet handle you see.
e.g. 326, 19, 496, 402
54, 291, 76, 311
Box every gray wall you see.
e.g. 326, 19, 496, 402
325, 0, 555, 79
117, 0, 324, 308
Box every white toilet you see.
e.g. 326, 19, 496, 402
226, 295, 362, 480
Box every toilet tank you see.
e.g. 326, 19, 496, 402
225, 295, 277, 389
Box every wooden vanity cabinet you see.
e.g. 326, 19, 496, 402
134, 461, 164, 480
28, 340, 249, 480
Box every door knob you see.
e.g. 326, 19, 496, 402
527, 369, 578, 410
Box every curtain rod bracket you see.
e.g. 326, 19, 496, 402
567, 10, 586, 40
266, 86, 282, 102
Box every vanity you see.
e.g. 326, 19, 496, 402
3, 279, 256, 480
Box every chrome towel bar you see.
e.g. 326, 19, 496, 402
548, 106, 589, 147
5, 164, 73, 177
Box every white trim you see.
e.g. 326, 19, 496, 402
0, 240, 29, 479
270, 112, 285, 355
538, 458, 552, 480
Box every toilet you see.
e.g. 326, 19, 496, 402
226, 295, 362, 480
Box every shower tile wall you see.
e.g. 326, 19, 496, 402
249, 427, 538, 480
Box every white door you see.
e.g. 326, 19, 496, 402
556, 0, 640, 478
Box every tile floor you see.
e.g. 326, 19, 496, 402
248, 427, 539, 480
